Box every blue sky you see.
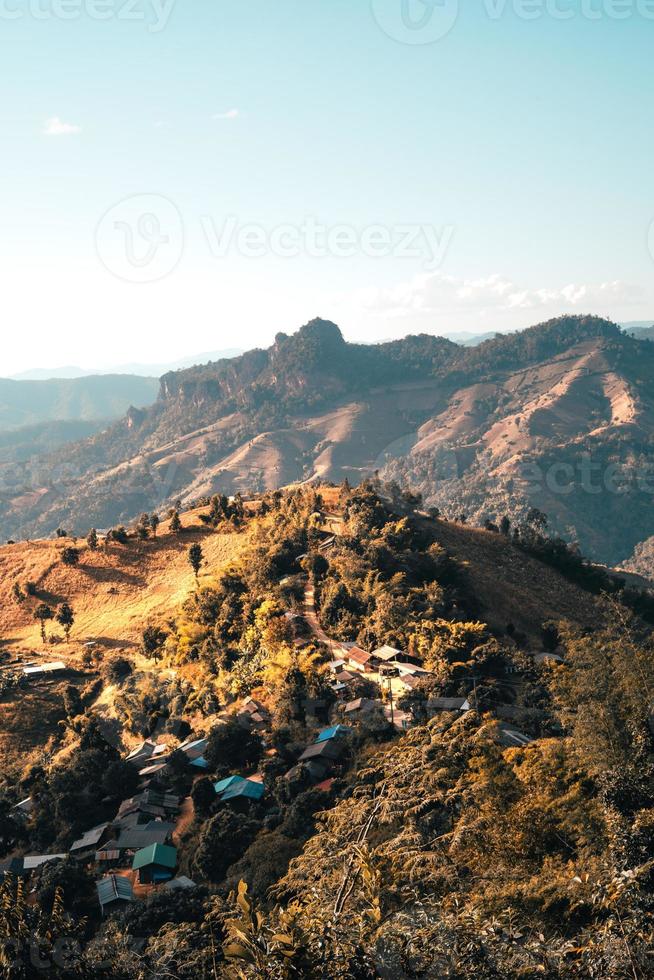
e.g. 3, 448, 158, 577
2, 0, 653, 373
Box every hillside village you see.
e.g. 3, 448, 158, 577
1, 481, 654, 976
1, 503, 536, 905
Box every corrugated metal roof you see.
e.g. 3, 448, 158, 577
96, 874, 133, 906
180, 737, 208, 757
220, 779, 265, 802
315, 725, 351, 742
115, 826, 172, 851
498, 726, 533, 749
23, 854, 65, 870
346, 647, 373, 666
298, 741, 343, 762
430, 697, 469, 711
132, 843, 177, 871
23, 662, 67, 676
71, 823, 110, 852
138, 762, 169, 777
214, 775, 245, 795
371, 645, 404, 661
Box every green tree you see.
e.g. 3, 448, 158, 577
205, 718, 263, 775
142, 624, 168, 661
11, 581, 25, 604
191, 776, 216, 819
60, 547, 80, 567
170, 510, 182, 534
192, 809, 259, 883
86, 528, 98, 551
150, 513, 160, 537
62, 684, 83, 720
56, 602, 75, 641
34, 603, 54, 643
188, 543, 204, 580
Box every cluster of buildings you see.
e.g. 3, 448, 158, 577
1, 776, 188, 914
0, 696, 279, 915
325, 642, 439, 730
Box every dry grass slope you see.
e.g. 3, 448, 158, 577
431, 518, 605, 642
0, 508, 247, 657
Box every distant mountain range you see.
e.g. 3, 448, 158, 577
2, 314, 654, 569
621, 321, 654, 341
0, 375, 159, 433
8, 349, 244, 381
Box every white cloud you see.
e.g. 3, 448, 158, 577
356, 272, 642, 320
43, 116, 81, 137
213, 108, 239, 120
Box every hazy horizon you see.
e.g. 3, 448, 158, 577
3, 2, 654, 375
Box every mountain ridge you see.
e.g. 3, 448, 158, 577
1, 314, 652, 566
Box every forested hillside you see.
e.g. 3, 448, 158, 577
1, 483, 653, 977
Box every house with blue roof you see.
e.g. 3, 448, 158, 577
221, 779, 265, 805
214, 774, 246, 796
315, 724, 351, 743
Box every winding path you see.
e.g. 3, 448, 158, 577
302, 581, 341, 656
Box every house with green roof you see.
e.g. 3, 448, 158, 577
132, 843, 177, 884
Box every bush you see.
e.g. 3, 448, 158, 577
61, 547, 80, 567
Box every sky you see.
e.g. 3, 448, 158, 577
2, 0, 654, 374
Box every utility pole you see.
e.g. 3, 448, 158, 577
379, 665, 399, 726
